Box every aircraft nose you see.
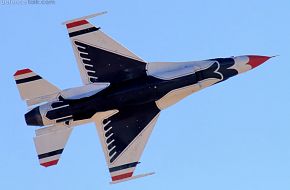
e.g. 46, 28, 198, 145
247, 55, 271, 69
25, 107, 44, 126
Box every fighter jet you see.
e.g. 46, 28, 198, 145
14, 12, 272, 184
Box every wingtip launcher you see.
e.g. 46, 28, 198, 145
110, 172, 155, 184
62, 11, 107, 25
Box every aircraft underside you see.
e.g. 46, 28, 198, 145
14, 12, 272, 184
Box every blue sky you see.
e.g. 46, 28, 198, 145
1, 1, 290, 189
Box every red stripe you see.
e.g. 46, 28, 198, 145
112, 172, 133, 181
247, 55, 271, 69
40, 159, 59, 167
66, 20, 88, 29
14, 69, 32, 76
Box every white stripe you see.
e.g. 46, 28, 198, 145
107, 139, 115, 146
76, 45, 86, 49
110, 151, 117, 159
51, 104, 69, 110
105, 126, 112, 132
14, 73, 37, 80
84, 64, 93, 67
109, 167, 135, 176
56, 115, 73, 120
39, 154, 60, 164
106, 133, 114, 139
67, 23, 92, 33
109, 145, 116, 151
103, 120, 111, 127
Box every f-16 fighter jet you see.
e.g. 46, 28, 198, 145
14, 12, 272, 184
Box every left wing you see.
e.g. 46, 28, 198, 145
63, 12, 147, 85
93, 103, 160, 184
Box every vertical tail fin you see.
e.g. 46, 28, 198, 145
14, 69, 60, 106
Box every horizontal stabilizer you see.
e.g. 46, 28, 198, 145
34, 125, 73, 167
14, 69, 60, 106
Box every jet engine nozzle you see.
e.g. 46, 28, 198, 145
25, 107, 44, 126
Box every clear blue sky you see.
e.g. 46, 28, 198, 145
1, 1, 290, 189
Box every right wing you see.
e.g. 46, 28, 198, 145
64, 13, 147, 85
93, 103, 160, 183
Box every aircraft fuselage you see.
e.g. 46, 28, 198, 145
25, 56, 269, 127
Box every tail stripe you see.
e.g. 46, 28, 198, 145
15, 75, 42, 84
109, 162, 139, 173
38, 149, 64, 159
69, 27, 100, 38
14, 69, 32, 76
66, 20, 88, 29
112, 172, 133, 181
41, 160, 59, 167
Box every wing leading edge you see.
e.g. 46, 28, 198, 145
93, 103, 160, 183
